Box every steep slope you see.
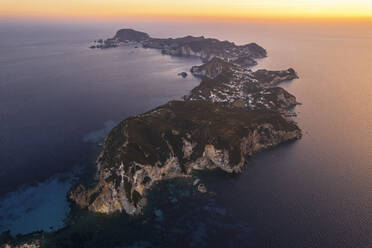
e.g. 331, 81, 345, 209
69, 101, 301, 214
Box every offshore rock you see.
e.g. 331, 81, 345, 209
197, 184, 207, 193
177, 72, 188, 78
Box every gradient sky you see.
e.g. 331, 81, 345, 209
1, 0, 372, 20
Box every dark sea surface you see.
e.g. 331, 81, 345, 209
0, 20, 372, 247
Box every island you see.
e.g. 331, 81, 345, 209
2, 29, 302, 248
70, 29, 302, 215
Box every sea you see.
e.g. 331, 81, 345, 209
0, 19, 371, 248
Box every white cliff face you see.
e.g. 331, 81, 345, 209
182, 137, 196, 159
190, 145, 232, 173
69, 107, 301, 215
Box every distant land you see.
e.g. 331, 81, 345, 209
90, 28, 267, 66
2, 29, 301, 248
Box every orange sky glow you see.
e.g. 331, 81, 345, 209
1, 0, 372, 22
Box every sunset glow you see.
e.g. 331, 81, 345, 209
1, 0, 372, 21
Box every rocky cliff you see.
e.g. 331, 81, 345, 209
69, 101, 301, 214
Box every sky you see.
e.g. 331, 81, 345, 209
1, 0, 372, 21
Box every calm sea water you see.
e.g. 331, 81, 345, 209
0, 20, 372, 247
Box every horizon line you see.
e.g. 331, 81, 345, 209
1, 14, 372, 25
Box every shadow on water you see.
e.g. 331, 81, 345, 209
42, 175, 256, 248
39, 144, 301, 248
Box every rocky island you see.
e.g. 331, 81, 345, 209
1, 28, 302, 248
69, 29, 302, 215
